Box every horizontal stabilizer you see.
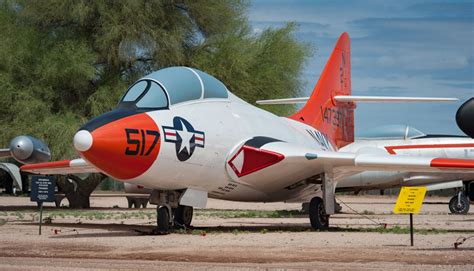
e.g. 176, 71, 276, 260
334, 96, 458, 103
256, 97, 309, 105
256, 96, 458, 105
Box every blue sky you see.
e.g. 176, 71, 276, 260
249, 0, 473, 135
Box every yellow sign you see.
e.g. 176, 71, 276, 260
393, 186, 427, 214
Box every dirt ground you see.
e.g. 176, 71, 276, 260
0, 194, 473, 270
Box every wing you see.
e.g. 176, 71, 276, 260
265, 142, 474, 177
0, 148, 10, 159
228, 141, 474, 187
20, 158, 99, 175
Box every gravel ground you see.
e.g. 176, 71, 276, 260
0, 194, 473, 270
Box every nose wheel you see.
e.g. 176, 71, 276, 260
156, 205, 194, 233
174, 205, 193, 228
157, 206, 171, 232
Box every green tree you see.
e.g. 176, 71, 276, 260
0, 1, 310, 207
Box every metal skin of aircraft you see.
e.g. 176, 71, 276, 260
21, 33, 474, 232
123, 124, 474, 215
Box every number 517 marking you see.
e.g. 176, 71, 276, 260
125, 129, 160, 156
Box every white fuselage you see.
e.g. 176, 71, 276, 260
123, 94, 474, 203
126, 94, 328, 202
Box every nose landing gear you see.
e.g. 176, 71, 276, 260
151, 189, 205, 233
157, 205, 171, 232
156, 204, 194, 233
151, 190, 195, 233
174, 205, 193, 227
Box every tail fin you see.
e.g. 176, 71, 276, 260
289, 32, 354, 149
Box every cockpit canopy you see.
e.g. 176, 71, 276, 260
120, 66, 229, 109
357, 125, 426, 140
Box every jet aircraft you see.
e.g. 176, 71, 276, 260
0, 136, 51, 193
338, 124, 474, 214
123, 124, 474, 215
22, 33, 474, 231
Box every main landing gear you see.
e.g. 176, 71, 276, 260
449, 191, 470, 214
308, 173, 336, 230
309, 197, 329, 230
449, 181, 473, 215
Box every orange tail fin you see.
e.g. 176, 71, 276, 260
289, 32, 354, 149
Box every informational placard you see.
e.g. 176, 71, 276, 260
30, 176, 56, 203
30, 175, 56, 236
393, 186, 427, 214
393, 186, 427, 246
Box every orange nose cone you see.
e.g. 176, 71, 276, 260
77, 113, 161, 180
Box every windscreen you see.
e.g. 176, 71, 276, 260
120, 80, 168, 109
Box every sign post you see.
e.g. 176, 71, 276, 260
393, 186, 427, 246
30, 176, 56, 235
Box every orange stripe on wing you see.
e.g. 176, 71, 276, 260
21, 160, 71, 171
431, 158, 474, 168
385, 143, 474, 154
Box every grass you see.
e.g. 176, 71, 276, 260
0, 209, 456, 235
0, 208, 455, 236
195, 209, 305, 218
0, 209, 157, 221
0, 209, 305, 220
170, 225, 447, 235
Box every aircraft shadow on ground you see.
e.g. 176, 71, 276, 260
0, 205, 134, 211
17, 220, 474, 239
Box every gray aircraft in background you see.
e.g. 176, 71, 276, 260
0, 136, 50, 193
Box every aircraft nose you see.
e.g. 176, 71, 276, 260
73, 130, 93, 152
76, 113, 161, 180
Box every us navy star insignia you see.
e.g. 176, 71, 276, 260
162, 117, 205, 161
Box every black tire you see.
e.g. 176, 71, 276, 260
133, 199, 140, 208
157, 206, 170, 232
140, 199, 148, 208
174, 205, 193, 227
3, 173, 13, 195
449, 194, 470, 214
309, 197, 329, 230
126, 197, 133, 208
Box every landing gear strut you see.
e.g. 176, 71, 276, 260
156, 205, 194, 232
308, 173, 336, 230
